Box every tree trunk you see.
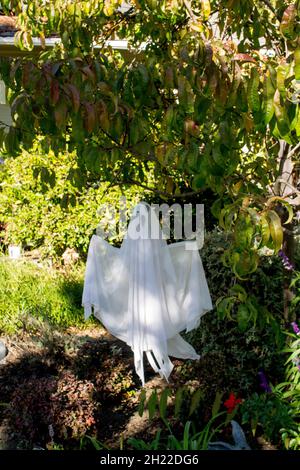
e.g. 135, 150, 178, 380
274, 140, 295, 322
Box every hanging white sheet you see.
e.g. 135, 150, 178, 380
82, 202, 213, 385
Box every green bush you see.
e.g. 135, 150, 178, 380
200, 228, 285, 319
273, 327, 300, 449
240, 392, 295, 445
0, 141, 146, 258
183, 228, 286, 396
0, 257, 86, 334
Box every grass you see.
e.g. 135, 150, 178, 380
0, 256, 87, 334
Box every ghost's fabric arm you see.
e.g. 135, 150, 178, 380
168, 241, 213, 332
82, 235, 129, 341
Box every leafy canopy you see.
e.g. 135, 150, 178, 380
0, 0, 300, 276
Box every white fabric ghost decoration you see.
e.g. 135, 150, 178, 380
82, 202, 213, 385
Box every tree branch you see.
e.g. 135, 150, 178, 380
287, 142, 300, 160
110, 178, 204, 199
260, 0, 276, 16
258, 0, 282, 22
183, 0, 197, 22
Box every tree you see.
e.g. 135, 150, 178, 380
0, 1, 299, 310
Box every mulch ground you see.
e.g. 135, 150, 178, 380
0, 325, 180, 450
0, 325, 271, 450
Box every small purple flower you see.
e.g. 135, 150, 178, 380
278, 250, 295, 271
258, 369, 272, 393
291, 322, 300, 336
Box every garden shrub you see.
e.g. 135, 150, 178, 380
0, 141, 146, 259
240, 392, 295, 445
182, 229, 286, 396
200, 228, 285, 319
273, 325, 300, 449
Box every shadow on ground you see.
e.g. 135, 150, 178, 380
0, 326, 171, 450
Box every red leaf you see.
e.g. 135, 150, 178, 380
22, 63, 32, 88
82, 65, 96, 83
54, 101, 67, 129
50, 79, 60, 105
233, 53, 256, 63
65, 84, 80, 113
280, 4, 297, 39
83, 102, 96, 133
96, 100, 110, 132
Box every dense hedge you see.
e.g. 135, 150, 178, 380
183, 229, 286, 396
0, 142, 146, 258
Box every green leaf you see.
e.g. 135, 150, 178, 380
189, 389, 203, 416
273, 89, 290, 136
277, 64, 288, 99
164, 66, 175, 89
111, 147, 120, 164
138, 389, 147, 417
266, 209, 283, 252
174, 387, 184, 418
201, 0, 211, 20
294, 48, 300, 81
84, 146, 100, 173
232, 250, 258, 279
110, 113, 124, 142
129, 119, 140, 146
266, 197, 294, 225
159, 388, 171, 420
148, 389, 158, 420
164, 106, 174, 130
192, 174, 206, 190
211, 198, 222, 219
136, 64, 149, 87
260, 214, 270, 245
212, 391, 224, 417
237, 303, 249, 332
295, 106, 300, 137
248, 67, 260, 113
72, 113, 85, 142
247, 298, 258, 326
230, 283, 247, 302
234, 214, 254, 249
263, 72, 275, 124
216, 296, 235, 320
183, 421, 192, 450
251, 417, 258, 436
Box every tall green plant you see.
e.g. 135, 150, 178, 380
129, 387, 239, 450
